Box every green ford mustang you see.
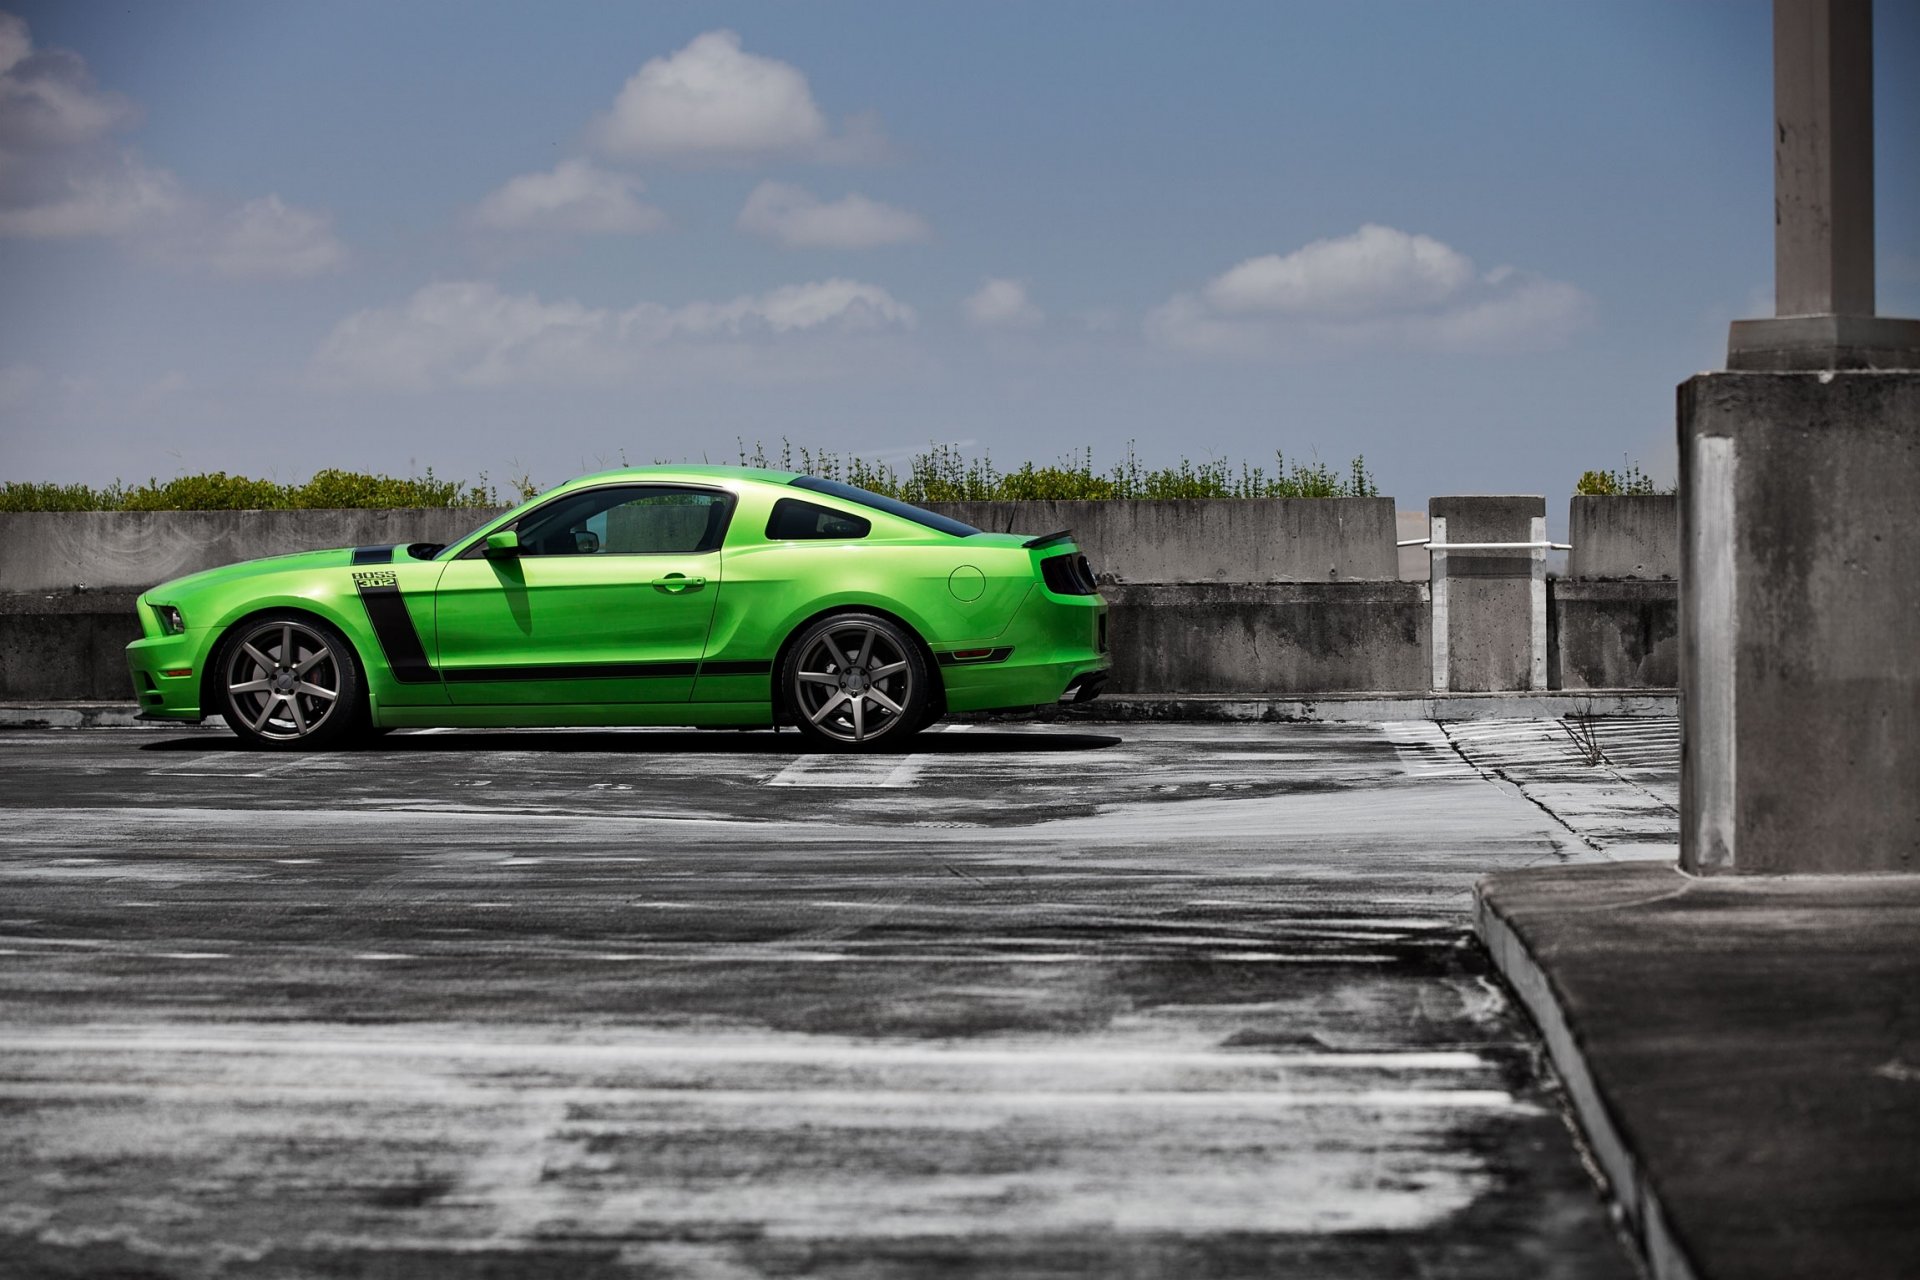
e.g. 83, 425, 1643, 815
127, 466, 1110, 750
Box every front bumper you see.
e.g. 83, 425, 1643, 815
126, 630, 210, 721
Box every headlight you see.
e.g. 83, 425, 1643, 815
154, 605, 186, 635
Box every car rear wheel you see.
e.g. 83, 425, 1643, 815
218, 615, 362, 750
782, 613, 929, 752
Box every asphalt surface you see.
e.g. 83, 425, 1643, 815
0, 718, 1678, 1279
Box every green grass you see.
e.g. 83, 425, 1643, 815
3, 444, 1384, 512
736, 440, 1380, 502
0, 469, 502, 512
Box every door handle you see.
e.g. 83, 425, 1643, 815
650, 574, 707, 593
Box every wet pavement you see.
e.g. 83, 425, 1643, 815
0, 718, 1677, 1278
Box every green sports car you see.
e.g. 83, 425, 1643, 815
126, 466, 1110, 751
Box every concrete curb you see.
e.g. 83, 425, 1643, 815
1473, 879, 1700, 1280
0, 702, 220, 729
1, 692, 1679, 731
1057, 690, 1678, 724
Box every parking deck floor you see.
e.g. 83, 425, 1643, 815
0, 718, 1677, 1279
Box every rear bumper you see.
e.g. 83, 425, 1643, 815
938, 585, 1110, 713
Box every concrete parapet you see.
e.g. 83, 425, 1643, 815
929, 498, 1399, 583
1679, 370, 1920, 874
3, 500, 1404, 594
0, 508, 508, 594
0, 591, 142, 700
1428, 496, 1547, 692
1102, 581, 1428, 696
1549, 581, 1679, 691
1567, 496, 1679, 580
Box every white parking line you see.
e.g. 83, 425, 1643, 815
767, 754, 923, 788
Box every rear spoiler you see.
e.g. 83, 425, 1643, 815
1021, 529, 1075, 550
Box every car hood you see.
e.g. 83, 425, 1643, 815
143, 546, 384, 600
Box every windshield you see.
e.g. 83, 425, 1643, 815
789, 476, 980, 537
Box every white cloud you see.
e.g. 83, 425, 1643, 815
0, 150, 182, 237
964, 278, 1043, 329
736, 180, 927, 248
0, 12, 135, 151
1204, 224, 1474, 317
472, 159, 668, 235
312, 278, 917, 391
0, 13, 345, 278
592, 30, 883, 163
1149, 224, 1592, 358
201, 195, 348, 279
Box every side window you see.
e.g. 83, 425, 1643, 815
511, 487, 731, 556
766, 498, 871, 541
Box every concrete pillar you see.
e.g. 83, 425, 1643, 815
1728, 0, 1920, 370
1678, 373, 1920, 874
1427, 496, 1547, 692
1686, 0, 1920, 873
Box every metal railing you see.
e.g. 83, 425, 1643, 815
1398, 538, 1572, 551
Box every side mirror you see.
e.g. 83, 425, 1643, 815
484, 530, 521, 559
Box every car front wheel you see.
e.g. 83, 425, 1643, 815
217, 615, 363, 750
781, 613, 929, 752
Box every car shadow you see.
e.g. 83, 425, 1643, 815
136, 728, 1123, 755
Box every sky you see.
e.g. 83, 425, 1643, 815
2, 1, 1917, 513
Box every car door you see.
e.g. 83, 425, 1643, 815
432, 484, 731, 705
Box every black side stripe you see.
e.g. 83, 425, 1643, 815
936, 647, 1015, 667
444, 662, 700, 683
354, 581, 437, 684
699, 660, 773, 677
352, 545, 396, 565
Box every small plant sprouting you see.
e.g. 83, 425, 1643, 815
732, 439, 1379, 503
1575, 458, 1669, 496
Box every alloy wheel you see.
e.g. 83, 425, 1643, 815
224, 620, 344, 741
790, 619, 918, 745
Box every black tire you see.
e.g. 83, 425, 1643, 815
780, 612, 930, 752
215, 614, 364, 751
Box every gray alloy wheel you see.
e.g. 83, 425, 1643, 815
783, 614, 928, 751
220, 617, 360, 750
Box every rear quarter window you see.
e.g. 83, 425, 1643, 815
766, 498, 872, 541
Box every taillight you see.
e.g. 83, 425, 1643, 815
1041, 553, 1098, 596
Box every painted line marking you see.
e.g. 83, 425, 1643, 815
0, 1081, 1527, 1111
767, 755, 923, 788
0, 1033, 1490, 1072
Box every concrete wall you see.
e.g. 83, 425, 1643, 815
928, 498, 1399, 582
1430, 496, 1545, 692
1549, 581, 1679, 690
0, 508, 509, 594
1552, 495, 1681, 691
1679, 371, 1920, 875
1567, 495, 1679, 580
0, 495, 1686, 702
1105, 583, 1429, 695
0, 591, 142, 700
5, 499, 1400, 593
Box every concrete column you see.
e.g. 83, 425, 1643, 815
1427, 496, 1546, 692
1429, 517, 1449, 691
1728, 0, 1920, 370
1772, 0, 1873, 318
1678, 373, 1920, 874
